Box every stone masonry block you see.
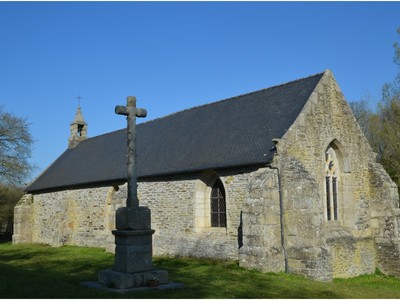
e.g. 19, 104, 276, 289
116, 206, 151, 230
112, 229, 155, 273
98, 269, 169, 289
99, 269, 135, 289
113, 251, 154, 273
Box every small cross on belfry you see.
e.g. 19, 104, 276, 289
76, 95, 83, 106
115, 96, 147, 208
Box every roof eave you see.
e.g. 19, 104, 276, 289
25, 160, 271, 194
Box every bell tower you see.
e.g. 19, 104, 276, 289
68, 100, 88, 149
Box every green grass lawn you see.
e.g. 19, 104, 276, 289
1, 242, 400, 298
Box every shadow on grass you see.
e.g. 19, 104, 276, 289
153, 257, 341, 299
0, 261, 112, 298
0, 246, 341, 299
2, 244, 391, 299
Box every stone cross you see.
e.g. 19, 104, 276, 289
115, 96, 147, 208
98, 96, 171, 290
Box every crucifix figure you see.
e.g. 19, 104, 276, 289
115, 96, 147, 208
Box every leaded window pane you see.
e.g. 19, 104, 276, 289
210, 180, 226, 227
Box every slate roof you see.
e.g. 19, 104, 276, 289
26, 71, 325, 193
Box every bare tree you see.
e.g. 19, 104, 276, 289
376, 82, 400, 185
394, 27, 400, 71
349, 98, 373, 138
0, 106, 34, 185
372, 27, 400, 187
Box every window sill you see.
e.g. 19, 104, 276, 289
325, 220, 347, 230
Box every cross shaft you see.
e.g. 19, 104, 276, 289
115, 96, 147, 208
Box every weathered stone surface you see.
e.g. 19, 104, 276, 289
115, 96, 146, 209
12, 194, 33, 244
12, 169, 252, 259
115, 207, 151, 230
112, 229, 155, 273
99, 269, 168, 289
99, 269, 134, 289
239, 168, 285, 273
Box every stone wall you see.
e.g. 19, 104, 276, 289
13, 194, 34, 244
275, 153, 332, 281
270, 70, 397, 280
14, 186, 122, 249
13, 167, 262, 261
137, 168, 255, 259
238, 167, 285, 273
327, 230, 375, 278
369, 162, 400, 276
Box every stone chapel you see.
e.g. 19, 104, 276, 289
13, 70, 400, 281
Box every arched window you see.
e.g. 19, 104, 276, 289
325, 146, 339, 221
193, 171, 228, 231
210, 179, 227, 227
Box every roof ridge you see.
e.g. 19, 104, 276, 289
139, 71, 325, 126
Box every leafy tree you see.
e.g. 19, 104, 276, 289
0, 106, 34, 185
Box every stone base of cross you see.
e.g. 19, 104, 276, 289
98, 226, 169, 289
98, 206, 168, 289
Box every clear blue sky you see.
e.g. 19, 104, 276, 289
0, 1, 399, 182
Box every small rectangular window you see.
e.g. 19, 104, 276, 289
333, 177, 338, 220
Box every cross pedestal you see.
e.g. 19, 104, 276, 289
98, 228, 168, 289
98, 97, 169, 289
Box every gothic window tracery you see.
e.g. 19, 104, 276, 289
325, 147, 339, 221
